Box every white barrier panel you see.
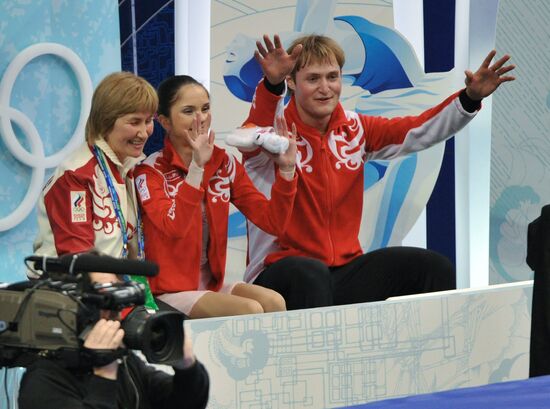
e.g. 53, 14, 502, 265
187, 281, 532, 408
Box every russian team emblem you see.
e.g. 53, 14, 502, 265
70, 191, 87, 222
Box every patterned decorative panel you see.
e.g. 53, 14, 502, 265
188, 282, 532, 408
490, 0, 550, 284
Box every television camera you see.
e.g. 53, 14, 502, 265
0, 253, 185, 368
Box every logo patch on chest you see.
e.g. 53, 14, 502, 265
164, 170, 180, 182
136, 174, 150, 201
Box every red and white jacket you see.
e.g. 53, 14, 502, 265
134, 138, 297, 295
32, 140, 142, 277
242, 81, 479, 283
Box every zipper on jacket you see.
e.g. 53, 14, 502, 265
320, 139, 335, 265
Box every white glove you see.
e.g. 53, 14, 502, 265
226, 126, 289, 154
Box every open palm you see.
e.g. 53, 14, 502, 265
255, 34, 303, 85
465, 50, 515, 100
183, 115, 214, 167
271, 116, 297, 173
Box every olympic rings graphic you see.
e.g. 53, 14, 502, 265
0, 42, 93, 231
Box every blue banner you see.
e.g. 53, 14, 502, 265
0, 0, 121, 283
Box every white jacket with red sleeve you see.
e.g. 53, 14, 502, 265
32, 140, 143, 278
134, 138, 297, 295
241, 80, 480, 283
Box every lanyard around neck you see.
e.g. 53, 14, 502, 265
92, 145, 144, 260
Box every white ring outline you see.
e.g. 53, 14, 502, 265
0, 43, 93, 231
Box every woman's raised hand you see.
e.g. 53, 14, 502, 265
272, 116, 297, 177
183, 114, 215, 168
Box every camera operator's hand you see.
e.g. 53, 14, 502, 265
182, 332, 196, 369
172, 328, 198, 371
83, 319, 125, 380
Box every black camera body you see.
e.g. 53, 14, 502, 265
0, 254, 185, 368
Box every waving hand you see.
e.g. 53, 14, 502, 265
182, 114, 215, 168
255, 34, 303, 85
465, 50, 515, 100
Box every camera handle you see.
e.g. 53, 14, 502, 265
77, 324, 128, 367
80, 347, 128, 367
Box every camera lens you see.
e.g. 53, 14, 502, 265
150, 321, 168, 352
121, 306, 185, 365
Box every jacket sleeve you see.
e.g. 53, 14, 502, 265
42, 170, 96, 255
362, 90, 478, 160
135, 164, 204, 238
18, 360, 118, 409
230, 158, 297, 237
243, 79, 282, 128
132, 355, 210, 409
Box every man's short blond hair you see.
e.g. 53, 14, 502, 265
287, 35, 345, 81
85, 72, 158, 144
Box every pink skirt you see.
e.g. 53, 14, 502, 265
157, 281, 242, 316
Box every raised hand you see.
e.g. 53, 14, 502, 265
465, 50, 516, 100
255, 34, 303, 85
182, 114, 215, 167
181, 332, 196, 369
84, 319, 125, 350
271, 116, 297, 175
84, 319, 125, 380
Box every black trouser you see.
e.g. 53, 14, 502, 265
254, 247, 456, 310
527, 204, 550, 377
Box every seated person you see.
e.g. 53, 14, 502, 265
32, 71, 158, 309
18, 272, 209, 409
240, 34, 515, 309
134, 75, 297, 318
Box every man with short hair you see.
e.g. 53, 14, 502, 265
240, 34, 515, 310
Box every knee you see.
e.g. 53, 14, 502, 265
238, 299, 264, 315
260, 290, 286, 312
408, 248, 456, 291
425, 251, 456, 289
286, 257, 331, 286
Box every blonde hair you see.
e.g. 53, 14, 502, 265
85, 72, 158, 144
287, 35, 345, 81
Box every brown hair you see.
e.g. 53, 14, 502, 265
287, 35, 345, 81
85, 72, 158, 144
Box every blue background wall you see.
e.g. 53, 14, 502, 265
0, 0, 121, 283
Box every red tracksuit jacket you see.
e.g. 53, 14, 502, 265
134, 138, 297, 294
242, 81, 479, 282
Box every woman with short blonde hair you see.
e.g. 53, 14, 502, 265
85, 71, 158, 144
34, 71, 158, 309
